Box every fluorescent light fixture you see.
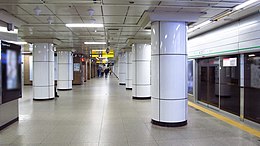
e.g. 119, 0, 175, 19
188, 20, 212, 33
233, 0, 259, 11
92, 49, 106, 52
84, 42, 106, 45
4, 40, 27, 45
0, 26, 18, 34
248, 54, 255, 57
66, 23, 103, 28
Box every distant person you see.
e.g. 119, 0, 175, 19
101, 64, 105, 77
104, 65, 110, 78
98, 65, 102, 77
109, 67, 112, 75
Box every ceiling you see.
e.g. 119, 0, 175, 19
0, 0, 257, 54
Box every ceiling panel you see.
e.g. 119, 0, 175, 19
51, 26, 70, 31
160, 1, 215, 7
128, 6, 151, 16
36, 16, 63, 24
125, 17, 140, 24
0, 5, 28, 15
104, 16, 125, 23
154, 7, 181, 12
18, 5, 53, 15
122, 27, 140, 31
75, 6, 102, 16
103, 0, 160, 5
102, 6, 128, 16
58, 16, 83, 23
30, 26, 54, 32
68, 27, 89, 32
46, 4, 78, 15
121, 31, 136, 35
82, 16, 103, 24
16, 15, 42, 24
178, 8, 204, 13
202, 9, 227, 18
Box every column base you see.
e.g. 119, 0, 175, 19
126, 88, 132, 90
33, 97, 55, 101
132, 96, 151, 100
151, 119, 187, 127
57, 89, 72, 91
0, 117, 19, 131
119, 83, 126, 85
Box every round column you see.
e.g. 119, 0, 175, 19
126, 51, 133, 90
119, 53, 126, 85
132, 44, 151, 99
33, 43, 55, 100
57, 51, 73, 90
151, 21, 188, 127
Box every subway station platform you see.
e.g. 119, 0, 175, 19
0, 76, 259, 146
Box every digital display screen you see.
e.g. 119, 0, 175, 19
7, 50, 18, 89
188, 60, 194, 95
1, 41, 22, 104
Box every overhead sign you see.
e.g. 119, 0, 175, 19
91, 49, 114, 58
223, 58, 237, 67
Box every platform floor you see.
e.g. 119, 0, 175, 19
0, 76, 259, 146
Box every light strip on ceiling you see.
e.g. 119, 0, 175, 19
66, 23, 103, 28
84, 42, 106, 45
233, 0, 259, 11
4, 40, 27, 45
0, 26, 18, 34
187, 20, 212, 33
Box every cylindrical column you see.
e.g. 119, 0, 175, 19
151, 21, 188, 127
119, 53, 126, 85
33, 43, 55, 100
126, 51, 133, 90
57, 51, 73, 90
132, 44, 151, 99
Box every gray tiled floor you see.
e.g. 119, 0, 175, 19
0, 76, 260, 146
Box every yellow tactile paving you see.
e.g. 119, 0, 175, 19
188, 101, 260, 138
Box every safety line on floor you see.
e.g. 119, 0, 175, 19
188, 101, 260, 138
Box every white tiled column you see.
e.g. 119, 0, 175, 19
119, 53, 126, 85
132, 44, 151, 99
126, 51, 133, 90
151, 21, 188, 127
57, 51, 73, 90
33, 43, 55, 100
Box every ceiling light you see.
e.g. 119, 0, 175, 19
4, 40, 27, 45
89, 18, 96, 24
47, 16, 54, 24
34, 6, 41, 16
0, 26, 18, 34
233, 0, 259, 11
188, 20, 212, 33
66, 23, 103, 28
88, 8, 95, 16
248, 54, 256, 57
84, 42, 106, 45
